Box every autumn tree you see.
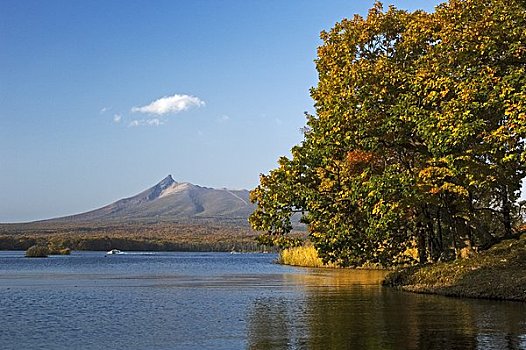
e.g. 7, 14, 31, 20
250, 0, 526, 266
410, 0, 526, 255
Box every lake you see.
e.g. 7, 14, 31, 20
0, 251, 524, 350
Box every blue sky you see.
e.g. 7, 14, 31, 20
2, 0, 509, 222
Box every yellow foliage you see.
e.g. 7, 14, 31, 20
278, 244, 337, 268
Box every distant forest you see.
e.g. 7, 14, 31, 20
0, 221, 285, 252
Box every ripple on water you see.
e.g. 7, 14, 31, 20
0, 251, 524, 350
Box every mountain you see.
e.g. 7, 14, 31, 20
48, 175, 255, 225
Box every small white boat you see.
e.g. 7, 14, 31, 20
106, 249, 123, 255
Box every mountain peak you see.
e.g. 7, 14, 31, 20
158, 175, 175, 189
44, 176, 256, 225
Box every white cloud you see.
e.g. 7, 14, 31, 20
218, 115, 230, 122
147, 118, 162, 126
113, 114, 122, 123
131, 94, 205, 115
128, 118, 164, 127
100, 107, 111, 114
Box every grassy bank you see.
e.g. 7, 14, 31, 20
280, 236, 526, 302
278, 244, 385, 269
278, 244, 335, 267
383, 233, 526, 301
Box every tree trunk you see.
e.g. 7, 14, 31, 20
436, 207, 444, 255
423, 206, 436, 262
501, 185, 513, 238
416, 219, 427, 264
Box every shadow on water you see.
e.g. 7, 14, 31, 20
247, 268, 526, 350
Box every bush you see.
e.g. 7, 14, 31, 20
58, 247, 71, 255
25, 245, 49, 258
278, 244, 336, 268
48, 246, 71, 255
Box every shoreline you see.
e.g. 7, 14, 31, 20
382, 234, 526, 302
279, 235, 526, 302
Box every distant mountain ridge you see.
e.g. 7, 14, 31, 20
48, 175, 255, 225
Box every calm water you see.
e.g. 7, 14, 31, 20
0, 251, 524, 350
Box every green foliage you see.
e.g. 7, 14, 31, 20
255, 233, 303, 249
250, 0, 526, 267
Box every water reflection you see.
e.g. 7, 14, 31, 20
248, 268, 526, 350
1, 252, 524, 349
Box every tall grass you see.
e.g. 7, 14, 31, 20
278, 244, 336, 268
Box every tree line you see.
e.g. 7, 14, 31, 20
0, 221, 266, 252
249, 0, 526, 266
